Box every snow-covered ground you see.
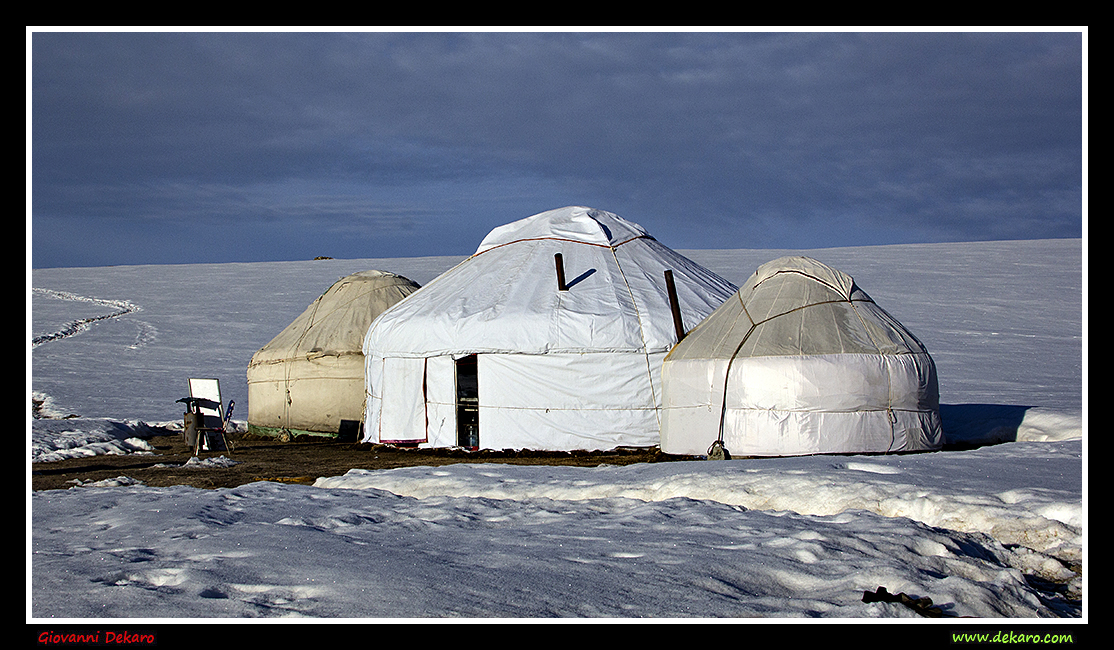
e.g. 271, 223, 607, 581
28, 239, 1085, 622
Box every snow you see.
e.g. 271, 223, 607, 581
28, 239, 1085, 623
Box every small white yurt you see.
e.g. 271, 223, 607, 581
660, 255, 943, 457
361, 206, 738, 451
247, 270, 420, 438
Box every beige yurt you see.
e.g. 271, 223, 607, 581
660, 255, 943, 457
247, 270, 420, 439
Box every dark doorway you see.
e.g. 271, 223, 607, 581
456, 354, 479, 449
337, 419, 361, 442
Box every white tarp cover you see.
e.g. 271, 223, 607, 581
660, 256, 943, 457
247, 270, 420, 435
362, 206, 738, 450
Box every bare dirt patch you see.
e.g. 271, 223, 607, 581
31, 430, 693, 491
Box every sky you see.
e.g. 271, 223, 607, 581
28, 28, 1086, 269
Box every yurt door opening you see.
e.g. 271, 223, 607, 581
456, 354, 479, 449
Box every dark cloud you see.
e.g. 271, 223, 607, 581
30, 30, 1084, 268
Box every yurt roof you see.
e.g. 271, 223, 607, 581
666, 255, 929, 361
363, 206, 737, 358
476, 205, 650, 252
250, 270, 420, 366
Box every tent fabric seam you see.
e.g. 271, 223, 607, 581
754, 268, 850, 298
248, 350, 364, 367
474, 234, 651, 258
608, 246, 663, 428
746, 297, 877, 330
712, 405, 938, 414
846, 298, 897, 448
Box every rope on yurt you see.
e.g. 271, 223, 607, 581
711, 293, 755, 460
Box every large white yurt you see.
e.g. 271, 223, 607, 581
361, 206, 738, 451
660, 255, 943, 457
247, 270, 421, 439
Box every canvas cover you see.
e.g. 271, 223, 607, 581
660, 256, 943, 457
362, 206, 738, 450
247, 270, 420, 436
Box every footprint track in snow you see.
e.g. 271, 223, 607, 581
32, 288, 148, 348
